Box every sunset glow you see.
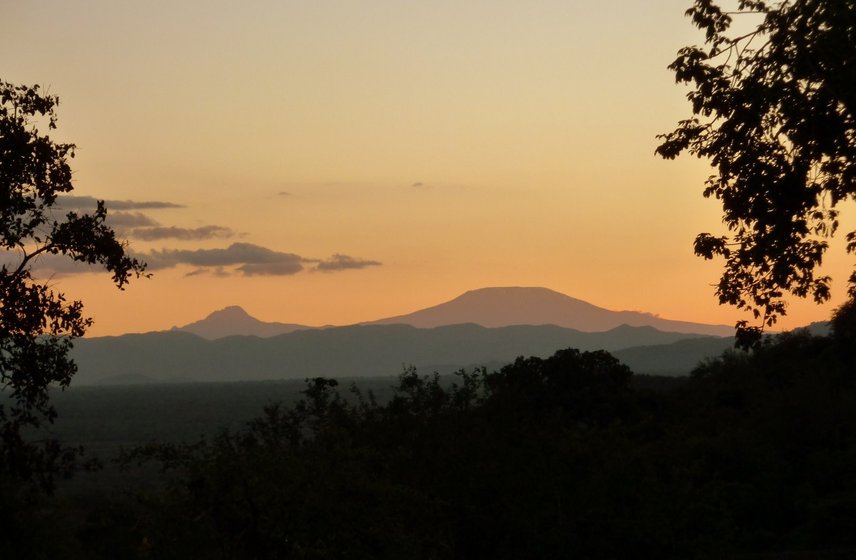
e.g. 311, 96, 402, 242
3, 0, 852, 335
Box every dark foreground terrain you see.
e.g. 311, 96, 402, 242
3, 328, 856, 559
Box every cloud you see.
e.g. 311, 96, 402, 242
131, 225, 234, 241
278, 191, 292, 196
315, 254, 382, 272
143, 245, 382, 276
58, 195, 184, 210
185, 266, 231, 278
1, 251, 99, 275
107, 212, 160, 228
144, 243, 305, 276
6, 243, 381, 278
238, 261, 304, 276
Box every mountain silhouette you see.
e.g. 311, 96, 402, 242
172, 305, 311, 339
367, 287, 734, 336
71, 323, 723, 385
172, 287, 734, 339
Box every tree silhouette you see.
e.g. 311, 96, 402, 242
657, 0, 856, 346
0, 80, 146, 490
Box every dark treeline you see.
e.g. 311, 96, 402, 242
3, 308, 855, 559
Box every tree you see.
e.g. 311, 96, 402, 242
657, 0, 856, 346
0, 80, 146, 490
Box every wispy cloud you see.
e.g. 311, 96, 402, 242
142, 244, 382, 276
0, 251, 97, 275
131, 225, 234, 241
58, 195, 184, 210
58, 201, 234, 241
144, 243, 303, 273
185, 266, 231, 278
107, 212, 160, 228
6, 242, 382, 278
315, 254, 382, 272
238, 261, 304, 276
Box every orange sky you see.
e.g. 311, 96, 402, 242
2, 1, 852, 336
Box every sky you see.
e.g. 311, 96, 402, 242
2, 0, 853, 336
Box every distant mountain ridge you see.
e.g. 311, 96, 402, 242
367, 287, 734, 337
70, 323, 728, 385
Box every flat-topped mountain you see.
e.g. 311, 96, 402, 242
367, 287, 734, 337
172, 305, 311, 339
170, 287, 734, 340
78, 287, 743, 384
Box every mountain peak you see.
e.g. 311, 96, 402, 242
460, 286, 565, 297
206, 305, 252, 319
174, 306, 311, 340
368, 286, 733, 336
453, 286, 592, 306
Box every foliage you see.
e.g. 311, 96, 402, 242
0, 337, 849, 557
0, 80, 146, 491
85, 342, 853, 559
831, 296, 856, 340
657, 0, 856, 346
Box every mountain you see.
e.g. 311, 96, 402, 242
612, 337, 736, 376
803, 321, 831, 337
170, 287, 733, 340
70, 323, 725, 385
368, 287, 735, 337
172, 305, 312, 339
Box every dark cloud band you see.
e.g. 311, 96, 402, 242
58, 195, 184, 210
107, 212, 160, 228
315, 254, 382, 272
145, 243, 302, 271
9, 242, 381, 278
131, 225, 234, 241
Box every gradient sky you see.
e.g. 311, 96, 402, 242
3, 1, 853, 336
